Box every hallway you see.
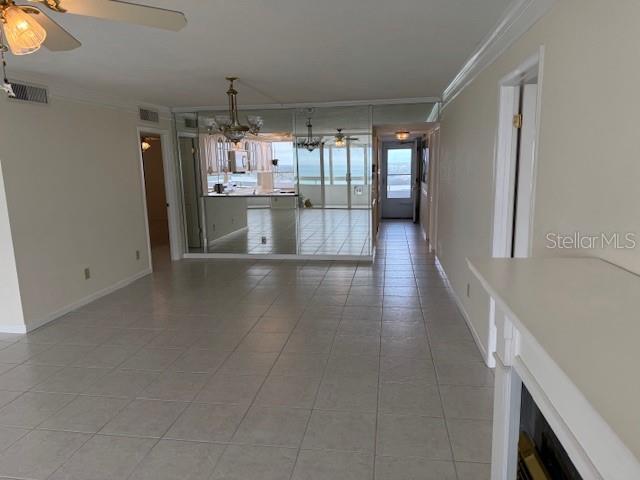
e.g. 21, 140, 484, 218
0, 221, 493, 479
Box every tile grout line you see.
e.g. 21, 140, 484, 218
201, 264, 333, 480
415, 232, 461, 480
286, 263, 357, 480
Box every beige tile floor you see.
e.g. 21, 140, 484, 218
0, 221, 493, 479
207, 208, 371, 256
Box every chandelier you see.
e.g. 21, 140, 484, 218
296, 118, 322, 152
213, 77, 262, 144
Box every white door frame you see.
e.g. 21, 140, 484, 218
137, 126, 183, 264
427, 127, 440, 253
381, 141, 417, 219
175, 132, 202, 252
487, 47, 544, 367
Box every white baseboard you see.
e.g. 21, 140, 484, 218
0, 325, 28, 334
207, 226, 249, 247
435, 256, 492, 368
183, 253, 373, 262
23, 268, 152, 333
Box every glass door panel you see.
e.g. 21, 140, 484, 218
386, 148, 412, 199
297, 148, 323, 208
324, 145, 349, 208
349, 143, 370, 208
382, 145, 415, 218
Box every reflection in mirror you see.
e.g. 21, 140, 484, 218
194, 109, 298, 254
174, 113, 202, 252
295, 106, 372, 256
173, 102, 411, 257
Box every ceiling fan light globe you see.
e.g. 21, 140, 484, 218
2, 6, 47, 55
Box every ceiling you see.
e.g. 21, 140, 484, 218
8, 0, 512, 108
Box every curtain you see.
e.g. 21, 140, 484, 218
198, 133, 226, 175
199, 134, 273, 175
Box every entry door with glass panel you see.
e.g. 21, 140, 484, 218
381, 143, 415, 218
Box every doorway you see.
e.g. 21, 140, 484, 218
488, 48, 543, 367
140, 134, 170, 263
381, 142, 416, 218
491, 50, 542, 260
177, 136, 202, 251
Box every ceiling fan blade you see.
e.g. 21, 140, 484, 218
26, 8, 82, 51
58, 0, 187, 31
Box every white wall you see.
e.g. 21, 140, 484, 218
437, 0, 640, 359
0, 94, 166, 331
0, 161, 24, 332
205, 197, 248, 243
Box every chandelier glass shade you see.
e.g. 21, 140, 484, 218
297, 118, 322, 152
1, 5, 47, 56
213, 77, 261, 144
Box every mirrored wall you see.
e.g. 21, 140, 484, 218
174, 102, 432, 258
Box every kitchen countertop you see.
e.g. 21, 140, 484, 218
203, 188, 298, 198
467, 256, 640, 464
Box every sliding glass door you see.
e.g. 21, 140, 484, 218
297, 141, 369, 209
323, 144, 349, 208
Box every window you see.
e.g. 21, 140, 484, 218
297, 148, 322, 185
272, 141, 295, 189
350, 145, 367, 186
386, 148, 412, 199
330, 147, 348, 185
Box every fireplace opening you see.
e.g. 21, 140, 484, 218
518, 385, 582, 480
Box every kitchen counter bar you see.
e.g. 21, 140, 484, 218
203, 190, 298, 198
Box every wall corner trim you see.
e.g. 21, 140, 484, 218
441, 0, 556, 110
22, 268, 152, 334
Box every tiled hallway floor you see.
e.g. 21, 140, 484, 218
0, 221, 493, 479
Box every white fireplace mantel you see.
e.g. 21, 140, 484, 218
468, 257, 640, 480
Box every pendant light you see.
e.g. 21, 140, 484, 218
213, 77, 261, 144
296, 118, 322, 152
1, 5, 47, 56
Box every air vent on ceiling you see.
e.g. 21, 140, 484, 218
184, 117, 197, 129
8, 81, 48, 104
139, 107, 160, 123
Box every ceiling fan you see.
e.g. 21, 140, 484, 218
333, 128, 359, 147
0, 0, 186, 56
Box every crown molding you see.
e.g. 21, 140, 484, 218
441, 0, 556, 111
171, 96, 441, 114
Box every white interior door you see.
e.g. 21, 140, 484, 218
381, 143, 415, 218
512, 84, 538, 258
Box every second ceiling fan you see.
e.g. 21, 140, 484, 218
0, 0, 186, 56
